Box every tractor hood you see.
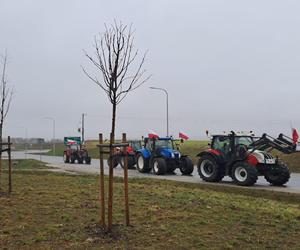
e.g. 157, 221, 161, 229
159, 148, 181, 159
249, 150, 276, 164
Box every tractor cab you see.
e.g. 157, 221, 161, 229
211, 134, 254, 160
144, 137, 175, 152
129, 140, 143, 152
67, 144, 80, 151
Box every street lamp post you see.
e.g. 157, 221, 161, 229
150, 87, 169, 136
44, 117, 56, 156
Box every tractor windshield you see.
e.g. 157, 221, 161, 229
131, 141, 142, 151
235, 137, 253, 147
70, 144, 79, 150
156, 139, 174, 149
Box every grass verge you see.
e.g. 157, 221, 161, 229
0, 160, 300, 249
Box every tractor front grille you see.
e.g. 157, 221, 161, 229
262, 152, 274, 160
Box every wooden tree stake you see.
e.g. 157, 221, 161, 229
8, 136, 12, 193
107, 133, 114, 231
122, 133, 130, 226
98, 133, 105, 228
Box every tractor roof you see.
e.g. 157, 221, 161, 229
145, 137, 173, 141
212, 134, 253, 137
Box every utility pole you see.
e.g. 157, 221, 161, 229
82, 113, 87, 145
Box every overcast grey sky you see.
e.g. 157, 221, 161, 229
0, 0, 299, 140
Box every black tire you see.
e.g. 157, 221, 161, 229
179, 156, 194, 175
152, 158, 167, 175
264, 163, 290, 186
70, 155, 75, 164
85, 157, 91, 164
197, 155, 225, 182
136, 153, 151, 173
63, 153, 69, 163
232, 162, 258, 186
119, 155, 136, 169
167, 164, 177, 173
78, 158, 83, 164
107, 156, 119, 168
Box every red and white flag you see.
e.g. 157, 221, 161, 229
67, 139, 77, 145
179, 132, 189, 140
292, 128, 299, 144
148, 131, 159, 139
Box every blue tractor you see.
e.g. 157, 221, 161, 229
136, 137, 194, 175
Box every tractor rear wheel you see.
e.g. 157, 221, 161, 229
197, 155, 224, 182
85, 157, 91, 164
107, 156, 119, 168
232, 162, 258, 186
264, 163, 290, 186
63, 153, 69, 163
136, 153, 151, 173
152, 158, 167, 175
179, 156, 194, 175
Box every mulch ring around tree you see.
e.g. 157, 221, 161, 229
84, 223, 133, 244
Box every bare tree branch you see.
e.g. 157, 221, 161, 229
82, 22, 150, 111
0, 50, 14, 159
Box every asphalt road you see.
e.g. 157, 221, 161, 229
12, 150, 300, 194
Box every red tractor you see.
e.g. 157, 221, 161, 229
107, 140, 142, 169
197, 131, 297, 186
63, 137, 91, 164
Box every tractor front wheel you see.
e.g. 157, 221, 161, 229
232, 162, 258, 186
63, 153, 69, 163
152, 158, 167, 175
179, 157, 194, 175
264, 163, 290, 186
70, 155, 76, 164
136, 153, 151, 173
107, 156, 119, 168
197, 155, 224, 182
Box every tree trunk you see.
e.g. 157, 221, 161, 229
111, 101, 116, 144
107, 100, 117, 231
0, 123, 2, 190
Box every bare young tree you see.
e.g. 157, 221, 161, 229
0, 51, 13, 187
82, 21, 150, 231
82, 22, 150, 142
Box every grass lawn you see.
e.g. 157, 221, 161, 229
0, 160, 300, 249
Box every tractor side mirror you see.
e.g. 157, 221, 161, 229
208, 143, 211, 146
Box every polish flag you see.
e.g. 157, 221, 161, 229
148, 131, 159, 139
292, 128, 299, 145
179, 132, 189, 140
67, 139, 77, 145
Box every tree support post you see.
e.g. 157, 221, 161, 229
98, 133, 105, 228
107, 133, 114, 231
8, 136, 12, 193
122, 133, 130, 226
